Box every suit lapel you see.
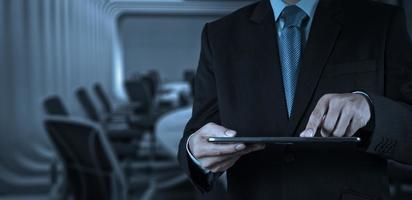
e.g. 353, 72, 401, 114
250, 0, 290, 136
290, 0, 344, 135
249, 0, 343, 136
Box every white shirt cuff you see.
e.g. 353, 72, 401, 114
353, 91, 372, 103
186, 134, 210, 174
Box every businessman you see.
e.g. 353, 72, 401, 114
178, 0, 412, 199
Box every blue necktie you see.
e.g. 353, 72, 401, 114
279, 5, 308, 117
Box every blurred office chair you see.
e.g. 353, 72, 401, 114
44, 116, 152, 200
183, 70, 195, 85
43, 96, 71, 199
183, 69, 196, 98
123, 79, 160, 159
124, 79, 153, 114
92, 79, 177, 165
123, 76, 172, 117
93, 84, 172, 160
93, 83, 141, 120
127, 70, 163, 111
142, 70, 186, 113
76, 87, 152, 137
76, 87, 137, 129
76, 88, 102, 122
123, 78, 161, 132
44, 116, 189, 200
44, 94, 141, 160
43, 96, 69, 116
76, 87, 144, 141
93, 83, 114, 116
145, 70, 161, 98
77, 87, 174, 164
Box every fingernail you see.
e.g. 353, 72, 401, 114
251, 144, 265, 151
301, 129, 313, 137
320, 129, 327, 137
307, 129, 314, 137
225, 130, 236, 137
235, 144, 246, 151
299, 132, 306, 137
300, 130, 308, 137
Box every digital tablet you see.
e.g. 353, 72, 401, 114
207, 137, 361, 145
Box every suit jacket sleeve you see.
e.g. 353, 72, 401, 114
366, 7, 412, 165
177, 23, 221, 193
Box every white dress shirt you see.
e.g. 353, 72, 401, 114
271, 0, 319, 40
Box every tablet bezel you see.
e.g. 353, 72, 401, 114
207, 137, 361, 144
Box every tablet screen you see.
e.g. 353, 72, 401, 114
207, 137, 361, 144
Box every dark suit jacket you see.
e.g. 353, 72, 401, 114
178, 0, 412, 199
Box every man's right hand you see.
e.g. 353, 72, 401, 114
188, 122, 265, 173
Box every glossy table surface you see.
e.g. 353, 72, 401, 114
155, 106, 192, 156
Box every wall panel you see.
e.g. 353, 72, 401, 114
119, 14, 220, 81
115, 1, 253, 82
0, 0, 115, 194
0, 1, 255, 194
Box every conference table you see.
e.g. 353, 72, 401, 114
155, 106, 192, 156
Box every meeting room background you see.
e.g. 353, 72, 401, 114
0, 0, 411, 199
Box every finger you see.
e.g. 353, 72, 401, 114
205, 144, 265, 165
344, 117, 361, 137
207, 154, 239, 172
197, 139, 266, 158
199, 129, 237, 140
332, 106, 353, 137
201, 123, 236, 137
212, 144, 265, 171
247, 143, 266, 149
209, 156, 239, 173
301, 94, 333, 137
195, 142, 246, 158
321, 99, 343, 137
193, 128, 242, 158
222, 129, 237, 137
201, 144, 265, 169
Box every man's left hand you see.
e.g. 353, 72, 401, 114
300, 93, 371, 137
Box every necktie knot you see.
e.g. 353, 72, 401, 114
281, 5, 309, 28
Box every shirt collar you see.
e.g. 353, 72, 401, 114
270, 0, 319, 21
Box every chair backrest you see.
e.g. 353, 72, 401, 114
147, 69, 160, 92
183, 70, 195, 83
44, 116, 127, 200
124, 79, 152, 108
76, 88, 100, 122
141, 75, 157, 99
183, 70, 196, 97
93, 83, 113, 114
43, 96, 69, 116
